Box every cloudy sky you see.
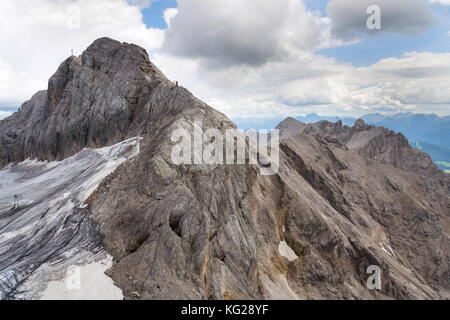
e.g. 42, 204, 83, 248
1, 0, 450, 121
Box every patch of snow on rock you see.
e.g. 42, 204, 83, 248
278, 241, 298, 262
40, 255, 123, 300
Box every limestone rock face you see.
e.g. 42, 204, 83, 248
276, 118, 450, 299
0, 37, 178, 167
1, 38, 449, 300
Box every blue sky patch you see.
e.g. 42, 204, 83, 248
141, 0, 177, 29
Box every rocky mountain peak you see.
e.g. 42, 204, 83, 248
47, 37, 170, 114
275, 117, 306, 139
1, 38, 449, 301
353, 119, 367, 130
81, 37, 169, 83
275, 116, 445, 179
276, 116, 303, 128
0, 38, 190, 167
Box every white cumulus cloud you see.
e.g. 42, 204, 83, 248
429, 0, 450, 5
328, 0, 435, 40
162, 0, 340, 68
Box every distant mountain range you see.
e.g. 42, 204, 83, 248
0, 107, 18, 119
233, 113, 450, 172
301, 113, 450, 173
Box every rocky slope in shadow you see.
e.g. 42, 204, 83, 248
0, 38, 449, 300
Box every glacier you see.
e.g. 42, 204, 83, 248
0, 137, 141, 300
